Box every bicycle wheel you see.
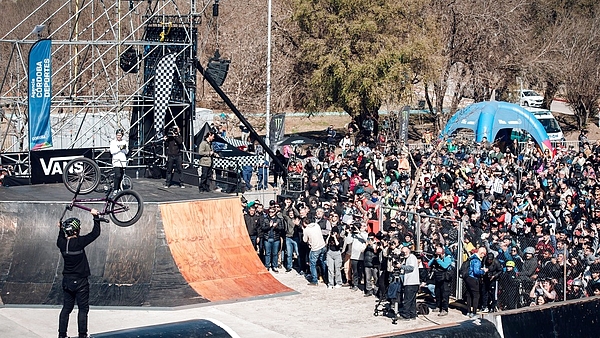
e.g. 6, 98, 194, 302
121, 175, 133, 190
63, 157, 101, 194
109, 189, 144, 227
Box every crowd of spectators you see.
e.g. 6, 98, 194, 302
242, 122, 600, 317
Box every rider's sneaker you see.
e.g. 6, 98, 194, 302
180, 184, 185, 189
163, 185, 169, 188
110, 190, 120, 198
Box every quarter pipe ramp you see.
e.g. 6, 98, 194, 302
0, 194, 292, 306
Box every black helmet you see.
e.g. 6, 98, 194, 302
116, 129, 124, 135
62, 218, 81, 237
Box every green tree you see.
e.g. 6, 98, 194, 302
291, 0, 428, 133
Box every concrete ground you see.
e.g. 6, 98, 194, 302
0, 269, 471, 338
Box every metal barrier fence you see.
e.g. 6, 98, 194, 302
381, 205, 574, 311
382, 205, 466, 299
407, 140, 585, 154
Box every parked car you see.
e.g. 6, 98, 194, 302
519, 89, 544, 107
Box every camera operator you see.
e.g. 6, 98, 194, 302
363, 232, 381, 297
343, 222, 368, 291
163, 126, 184, 188
397, 246, 419, 321
326, 216, 344, 288
428, 246, 453, 316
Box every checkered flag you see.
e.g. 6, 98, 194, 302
153, 53, 177, 138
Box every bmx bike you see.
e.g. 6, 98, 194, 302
61, 157, 144, 227
94, 167, 133, 193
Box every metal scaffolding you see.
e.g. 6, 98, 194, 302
0, 0, 206, 159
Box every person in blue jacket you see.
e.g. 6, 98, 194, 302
465, 247, 488, 318
428, 246, 453, 316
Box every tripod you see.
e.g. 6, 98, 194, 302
374, 271, 403, 324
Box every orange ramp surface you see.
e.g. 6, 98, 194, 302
160, 198, 293, 301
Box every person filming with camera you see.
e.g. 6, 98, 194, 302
396, 245, 419, 321
428, 246, 453, 316
163, 125, 184, 188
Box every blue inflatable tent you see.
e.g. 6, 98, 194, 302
440, 101, 554, 154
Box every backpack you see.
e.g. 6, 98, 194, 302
459, 257, 472, 279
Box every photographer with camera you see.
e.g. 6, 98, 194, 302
344, 221, 368, 291
428, 246, 453, 316
163, 125, 184, 188
109, 129, 128, 194
397, 245, 419, 321
363, 232, 381, 297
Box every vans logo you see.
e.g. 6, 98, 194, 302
39, 156, 83, 176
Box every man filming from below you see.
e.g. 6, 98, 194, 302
109, 129, 128, 195
163, 125, 184, 188
428, 245, 453, 316
57, 209, 101, 338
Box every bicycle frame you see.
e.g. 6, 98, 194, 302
66, 195, 113, 216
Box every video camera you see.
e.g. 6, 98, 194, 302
167, 126, 179, 137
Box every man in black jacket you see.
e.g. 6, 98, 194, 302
164, 125, 184, 188
57, 209, 101, 338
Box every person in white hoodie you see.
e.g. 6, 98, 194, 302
109, 129, 128, 194
344, 222, 368, 291
303, 218, 327, 286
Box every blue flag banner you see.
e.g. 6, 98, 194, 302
28, 39, 53, 150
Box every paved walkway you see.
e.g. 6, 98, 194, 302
0, 269, 471, 338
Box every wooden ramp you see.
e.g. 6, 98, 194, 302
160, 197, 293, 301
0, 192, 291, 306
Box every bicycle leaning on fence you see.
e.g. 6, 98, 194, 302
61, 157, 144, 227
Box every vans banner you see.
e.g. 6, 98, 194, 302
28, 39, 53, 150
29, 148, 93, 184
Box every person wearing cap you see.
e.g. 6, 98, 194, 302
498, 260, 519, 310
57, 209, 101, 338
109, 128, 128, 194
244, 201, 260, 253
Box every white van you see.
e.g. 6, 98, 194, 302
524, 107, 565, 141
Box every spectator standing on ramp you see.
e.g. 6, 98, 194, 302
198, 131, 215, 192
163, 125, 184, 188
57, 209, 101, 338
109, 129, 128, 194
